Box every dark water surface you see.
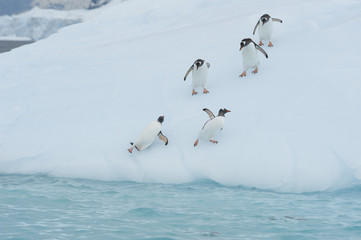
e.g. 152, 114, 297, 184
0, 40, 33, 53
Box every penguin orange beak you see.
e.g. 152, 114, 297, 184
239, 47, 243, 51
226, 110, 231, 112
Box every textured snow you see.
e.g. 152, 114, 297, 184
0, 0, 360, 193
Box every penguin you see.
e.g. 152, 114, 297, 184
239, 38, 268, 77
128, 116, 168, 153
184, 59, 210, 96
253, 14, 283, 47
194, 108, 231, 147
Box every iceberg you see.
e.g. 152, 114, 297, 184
0, 0, 360, 193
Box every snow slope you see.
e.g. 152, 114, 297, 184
0, 0, 360, 193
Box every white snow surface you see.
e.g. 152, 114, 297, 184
0, 0, 360, 193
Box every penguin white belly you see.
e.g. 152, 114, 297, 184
199, 117, 224, 140
258, 21, 273, 41
242, 45, 259, 71
192, 65, 208, 88
134, 121, 161, 150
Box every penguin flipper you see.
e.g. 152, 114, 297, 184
184, 65, 194, 81
158, 131, 168, 145
206, 62, 210, 68
272, 18, 283, 23
255, 44, 268, 58
203, 108, 215, 119
253, 20, 260, 35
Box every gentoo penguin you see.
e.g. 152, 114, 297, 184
253, 14, 283, 47
128, 116, 168, 153
239, 38, 268, 77
184, 59, 210, 96
194, 108, 231, 147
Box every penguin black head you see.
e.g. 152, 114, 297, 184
157, 115, 164, 123
218, 108, 231, 117
240, 38, 253, 51
194, 59, 205, 70
260, 14, 271, 25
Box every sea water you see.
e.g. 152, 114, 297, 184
0, 40, 33, 53
1, 173, 361, 240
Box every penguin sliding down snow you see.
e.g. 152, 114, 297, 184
128, 116, 168, 153
253, 14, 283, 47
239, 38, 268, 77
194, 108, 231, 147
184, 59, 210, 96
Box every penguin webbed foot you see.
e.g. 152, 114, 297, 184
192, 89, 198, 96
239, 71, 247, 77
209, 139, 218, 144
194, 139, 199, 147
252, 68, 258, 74
128, 147, 133, 153
203, 88, 209, 94
268, 41, 273, 47
259, 41, 264, 46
